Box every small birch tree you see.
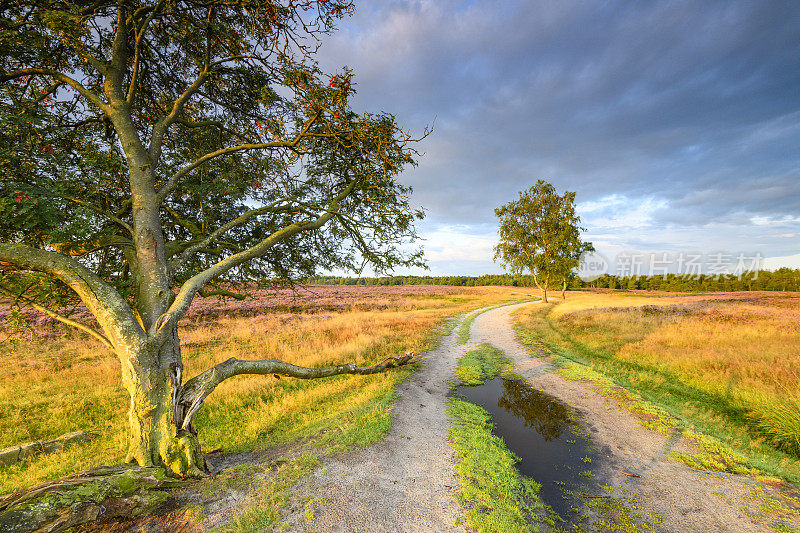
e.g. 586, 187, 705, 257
493, 180, 588, 303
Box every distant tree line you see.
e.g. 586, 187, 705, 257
306, 268, 800, 292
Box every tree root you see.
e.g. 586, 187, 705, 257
0, 465, 187, 533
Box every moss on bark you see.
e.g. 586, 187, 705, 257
0, 465, 186, 533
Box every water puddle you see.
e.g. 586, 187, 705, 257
451, 378, 605, 521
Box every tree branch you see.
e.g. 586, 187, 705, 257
50, 234, 132, 257
65, 197, 133, 235
168, 197, 295, 274
156, 112, 321, 203
0, 285, 112, 348
149, 70, 210, 165
197, 288, 246, 300
127, 0, 166, 103
0, 69, 109, 112
0, 243, 145, 350
105, 3, 129, 103
176, 352, 415, 431
154, 182, 355, 340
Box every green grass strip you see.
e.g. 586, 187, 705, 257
456, 310, 481, 344
455, 343, 511, 386
446, 398, 545, 532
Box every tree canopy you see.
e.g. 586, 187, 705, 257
493, 180, 589, 302
0, 0, 423, 477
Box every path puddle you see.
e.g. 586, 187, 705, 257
451, 378, 605, 522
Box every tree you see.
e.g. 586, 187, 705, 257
493, 180, 589, 303
0, 1, 425, 477
555, 241, 594, 299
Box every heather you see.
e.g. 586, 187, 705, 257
0, 285, 525, 494
0, 284, 468, 341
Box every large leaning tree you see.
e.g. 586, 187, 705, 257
0, 1, 426, 477
493, 180, 590, 303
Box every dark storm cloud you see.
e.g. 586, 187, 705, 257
316, 0, 800, 271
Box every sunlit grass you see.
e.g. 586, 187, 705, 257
514, 290, 800, 483
0, 286, 525, 494
454, 343, 510, 386
446, 398, 546, 532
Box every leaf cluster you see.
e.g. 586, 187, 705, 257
0, 1, 425, 312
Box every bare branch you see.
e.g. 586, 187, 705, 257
0, 285, 112, 348
176, 352, 415, 430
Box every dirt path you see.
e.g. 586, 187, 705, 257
469, 302, 799, 533
283, 302, 799, 532
283, 318, 470, 532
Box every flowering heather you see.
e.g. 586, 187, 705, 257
0, 284, 480, 340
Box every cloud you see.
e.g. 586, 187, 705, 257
420, 224, 497, 262
314, 0, 800, 273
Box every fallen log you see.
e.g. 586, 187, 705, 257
0, 431, 96, 467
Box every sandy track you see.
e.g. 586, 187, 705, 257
470, 302, 799, 533
283, 321, 469, 532
282, 302, 798, 532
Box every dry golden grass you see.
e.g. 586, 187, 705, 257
0, 285, 527, 494
515, 290, 800, 475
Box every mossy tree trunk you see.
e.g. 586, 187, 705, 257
121, 333, 205, 477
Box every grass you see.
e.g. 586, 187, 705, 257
455, 343, 511, 386
446, 398, 546, 532
456, 310, 481, 344
513, 290, 800, 484
211, 452, 322, 532
0, 285, 529, 495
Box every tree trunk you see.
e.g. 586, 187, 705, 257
532, 271, 547, 303
121, 330, 205, 478
542, 274, 550, 303
561, 278, 567, 299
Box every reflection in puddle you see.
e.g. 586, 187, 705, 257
497, 379, 573, 441
452, 378, 604, 522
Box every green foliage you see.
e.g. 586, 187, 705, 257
455, 343, 510, 386
0, 0, 425, 317
493, 180, 590, 295
446, 398, 544, 532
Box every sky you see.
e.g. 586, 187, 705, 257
317, 0, 800, 276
